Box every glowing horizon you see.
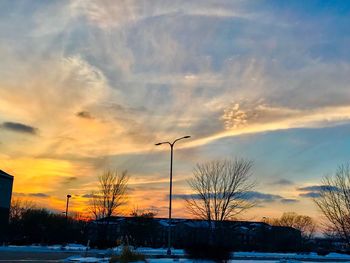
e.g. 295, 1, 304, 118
1, 1, 350, 222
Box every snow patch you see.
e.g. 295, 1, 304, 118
64, 256, 109, 262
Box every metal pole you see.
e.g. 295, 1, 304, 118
167, 144, 174, 256
155, 136, 190, 256
65, 194, 71, 221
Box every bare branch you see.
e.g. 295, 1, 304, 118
185, 158, 255, 222
314, 164, 350, 244
264, 212, 317, 241
88, 169, 129, 220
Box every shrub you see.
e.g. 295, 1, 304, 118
110, 246, 145, 263
185, 244, 232, 261
316, 249, 329, 256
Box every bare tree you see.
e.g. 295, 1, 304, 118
185, 158, 255, 223
10, 198, 36, 222
314, 164, 350, 244
89, 170, 129, 220
263, 212, 316, 241
130, 206, 158, 218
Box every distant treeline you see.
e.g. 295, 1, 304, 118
5, 202, 87, 245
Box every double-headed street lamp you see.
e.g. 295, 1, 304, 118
155, 135, 191, 255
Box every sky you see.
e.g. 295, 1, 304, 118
1, 0, 350, 221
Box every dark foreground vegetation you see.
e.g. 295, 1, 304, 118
6, 207, 87, 245
2, 199, 87, 245
110, 246, 146, 263
185, 245, 231, 261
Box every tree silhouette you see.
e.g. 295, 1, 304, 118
263, 212, 316, 241
185, 158, 255, 223
89, 170, 129, 220
314, 164, 350, 244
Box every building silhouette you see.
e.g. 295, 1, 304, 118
88, 216, 301, 251
0, 170, 14, 236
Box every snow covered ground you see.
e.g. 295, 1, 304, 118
2, 245, 350, 262
234, 251, 350, 260
0, 243, 89, 252
60, 248, 350, 262
63, 258, 349, 263
64, 256, 109, 262
113, 247, 185, 256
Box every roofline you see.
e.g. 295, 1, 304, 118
0, 170, 14, 180
96, 216, 270, 225
92, 216, 302, 232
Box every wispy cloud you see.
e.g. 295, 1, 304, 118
271, 179, 294, 186
299, 192, 321, 198
243, 191, 283, 203
71, 0, 252, 30
173, 191, 298, 205
297, 185, 339, 192
1, 122, 38, 135
1, 0, 349, 218
280, 198, 299, 204
61, 176, 78, 185
81, 194, 95, 198
76, 111, 94, 119
298, 185, 339, 199
14, 192, 50, 198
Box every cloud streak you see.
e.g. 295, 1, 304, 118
173, 191, 298, 205
271, 179, 294, 186
76, 111, 94, 119
297, 185, 339, 192
1, 122, 38, 135
186, 104, 350, 150
298, 185, 340, 199
14, 192, 50, 198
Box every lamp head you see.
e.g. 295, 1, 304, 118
155, 143, 162, 146
183, 135, 191, 139
67, 194, 71, 198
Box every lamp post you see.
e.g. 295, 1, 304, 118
155, 135, 191, 255
65, 194, 71, 221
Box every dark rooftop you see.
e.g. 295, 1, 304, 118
0, 170, 14, 179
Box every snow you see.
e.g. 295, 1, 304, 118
113, 246, 185, 256
64, 256, 109, 262
63, 258, 289, 263
3, 245, 350, 262
0, 244, 88, 252
62, 248, 350, 262
146, 260, 277, 263
63, 258, 306, 263
326, 252, 350, 258
234, 251, 350, 260
64, 244, 89, 251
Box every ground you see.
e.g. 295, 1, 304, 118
0, 251, 74, 262
1, 245, 350, 262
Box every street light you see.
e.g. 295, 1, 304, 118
155, 135, 191, 255
65, 194, 71, 221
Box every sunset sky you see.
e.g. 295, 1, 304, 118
1, 1, 350, 221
